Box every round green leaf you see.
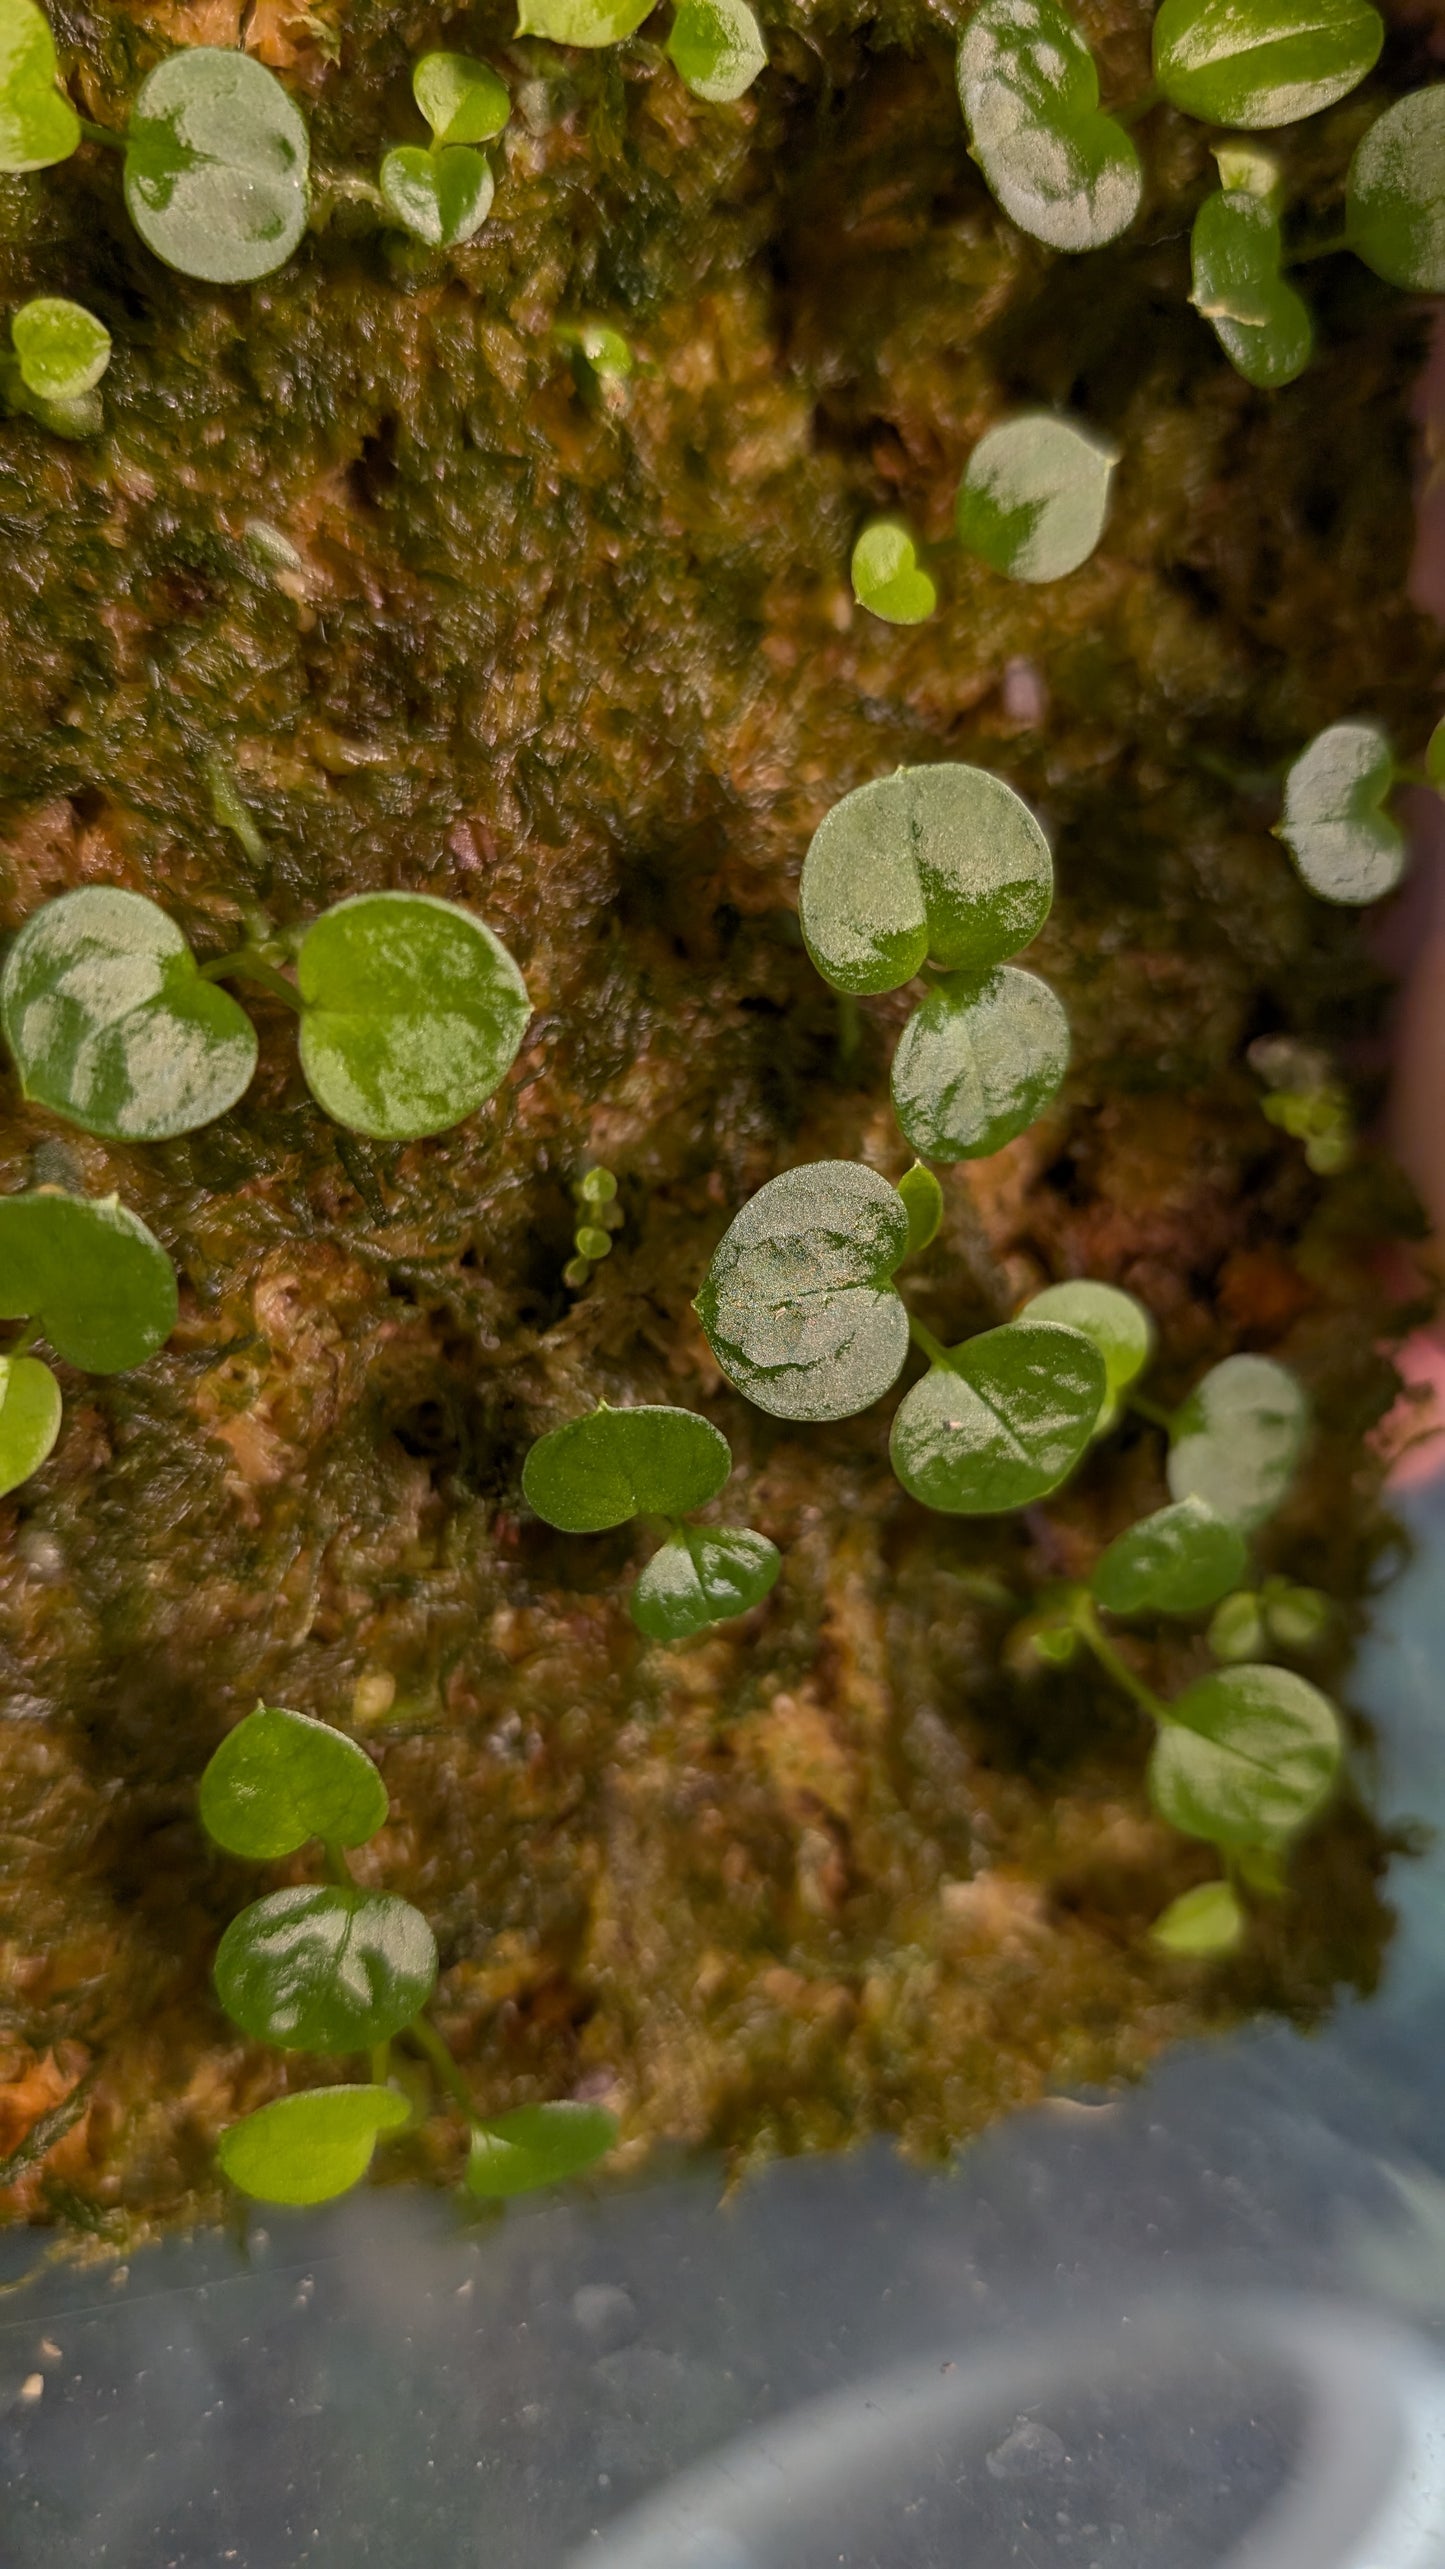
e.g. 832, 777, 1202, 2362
850, 521, 936, 626
515, 0, 653, 43
218, 2085, 408, 2206
1190, 189, 1312, 390
215, 1885, 437, 2053
0, 1353, 62, 1498
956, 0, 1143, 255
890, 966, 1069, 1163
1149, 1663, 1341, 1851
0, 0, 79, 172
123, 48, 310, 287
1153, 0, 1382, 129
1427, 715, 1445, 791
1278, 721, 1404, 905
295, 893, 530, 1141
695, 1160, 911, 1423
379, 144, 494, 248
799, 765, 1053, 998
11, 297, 110, 400
1167, 1353, 1308, 1531
1, 886, 258, 1141
1150, 1880, 1244, 1956
955, 415, 1116, 584
889, 1319, 1106, 1514
897, 1160, 944, 1256
1019, 1279, 1153, 1431
1348, 90, 1445, 293
412, 52, 509, 144
199, 1705, 388, 1861
1209, 1590, 1267, 1660
630, 1525, 780, 1639
666, 0, 766, 102
0, 1188, 178, 1373
1092, 1497, 1248, 1618
466, 2101, 618, 2199
522, 1404, 731, 1532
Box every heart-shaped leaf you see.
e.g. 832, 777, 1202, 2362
1092, 1497, 1248, 1618
1278, 721, 1405, 905
0, 0, 78, 172
1, 887, 258, 1141
466, 2101, 618, 2199
218, 2085, 409, 2205
897, 1159, 944, 1255
957, 0, 1143, 255
412, 52, 509, 144
1191, 188, 1312, 390
1154, 0, 1382, 129
630, 1525, 780, 1639
1168, 1354, 1308, 1531
215, 1884, 437, 2052
1149, 1663, 1341, 1851
523, 1403, 731, 1532
124, 49, 310, 286
379, 144, 494, 247
1348, 89, 1445, 293
850, 522, 937, 625
199, 1705, 388, 1861
696, 1160, 911, 1422
1019, 1279, 1153, 1431
295, 893, 530, 1140
890, 966, 1069, 1162
955, 414, 1116, 583
1150, 1880, 1244, 1956
889, 1319, 1106, 1514
667, 0, 766, 102
0, 1189, 178, 1372
800, 764, 1053, 997
515, 0, 653, 43
11, 297, 110, 400
0, 1353, 62, 1497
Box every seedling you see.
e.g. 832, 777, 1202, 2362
851, 524, 937, 626
516, 0, 766, 103
1248, 1034, 1353, 1174
202, 1704, 619, 2206
852, 413, 1116, 626
0, 1186, 178, 1497
1191, 148, 1312, 392
2, 294, 111, 435
380, 52, 507, 247
957, 0, 1143, 254
563, 1165, 623, 1290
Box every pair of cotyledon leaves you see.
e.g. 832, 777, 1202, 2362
380, 53, 508, 250
0, 885, 530, 1144
516, 0, 766, 103
522, 1404, 780, 1639
852, 414, 1118, 624
0, 1187, 177, 1496
8, 296, 110, 401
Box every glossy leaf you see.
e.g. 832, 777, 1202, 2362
955, 415, 1116, 584
522, 1404, 731, 1532
295, 893, 530, 1140
1348, 90, 1445, 293
218, 2085, 408, 2206
630, 1526, 780, 1639
891, 966, 1069, 1162
466, 2101, 618, 2199
515, 0, 653, 43
1153, 0, 1382, 129
1168, 1353, 1308, 1532
1191, 189, 1312, 389
799, 764, 1053, 997
412, 52, 509, 144
0, 1353, 62, 1497
850, 522, 936, 625
1092, 1497, 1248, 1617
215, 1884, 437, 2052
1278, 721, 1405, 904
1019, 1279, 1152, 1431
1149, 1663, 1341, 1851
956, 0, 1142, 255
695, 1160, 911, 1423
124, 49, 310, 287
1150, 1880, 1244, 1956
0, 1189, 178, 1372
199, 1705, 388, 1861
889, 1319, 1106, 1514
667, 0, 767, 103
379, 144, 494, 247
897, 1160, 944, 1255
1, 887, 258, 1141
0, 0, 78, 172
11, 297, 110, 400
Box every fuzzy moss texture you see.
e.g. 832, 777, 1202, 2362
0, 0, 1439, 2236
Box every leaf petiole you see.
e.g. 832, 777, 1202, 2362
908, 1313, 952, 1370
402, 2011, 478, 2120
1127, 1389, 1176, 1432
1071, 1591, 1169, 1722
76, 115, 126, 152
199, 948, 306, 1013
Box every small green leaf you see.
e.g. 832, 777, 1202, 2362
11, 297, 110, 400
0, 0, 79, 172
1191, 187, 1312, 390
466, 2101, 618, 2199
199, 1705, 388, 1861
957, 0, 1142, 255
1347, 89, 1445, 293
1092, 1497, 1248, 1617
1, 887, 258, 1141
955, 415, 1116, 584
295, 893, 530, 1140
890, 966, 1069, 1163
515, 0, 653, 43
897, 1160, 944, 1256
556, 320, 632, 377
695, 1160, 911, 1422
800, 764, 1053, 998
522, 1404, 731, 1532
631, 1525, 780, 1639
1262, 1578, 1329, 1649
1150, 1880, 1245, 1956
217, 2085, 409, 2206
1149, 1663, 1341, 1851
0, 1189, 178, 1372
215, 1885, 437, 2052
850, 522, 936, 625
889, 1319, 1106, 1514
1279, 721, 1405, 904
0, 1353, 62, 1497
412, 52, 509, 144
1427, 716, 1445, 790
1153, 0, 1382, 129
667, 0, 766, 102
379, 143, 494, 247
1168, 1353, 1308, 1531
1208, 1590, 1267, 1660
123, 48, 310, 286
1019, 1279, 1153, 1431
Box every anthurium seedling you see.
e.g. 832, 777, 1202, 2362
1150, 1879, 1244, 1957
1277, 721, 1406, 904
799, 764, 1053, 997
1346, 87, 1445, 294
956, 0, 1143, 255
380, 53, 507, 248
851, 522, 937, 626
555, 320, 633, 389
955, 415, 1117, 584
1152, 0, 1382, 131
1249, 1034, 1353, 1176
1209, 1578, 1329, 1660
5, 295, 111, 432
0, 0, 78, 170
666, 0, 767, 104
1191, 149, 1312, 391
123, 49, 310, 285
216, 1881, 440, 2053
523, 1402, 780, 1638
1019, 1279, 1153, 1433
564, 1164, 624, 1291
0, 1186, 178, 1496
889, 1320, 1107, 1513
199, 1704, 389, 1860
696, 1160, 913, 1422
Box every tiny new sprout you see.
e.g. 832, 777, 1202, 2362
1248, 1034, 1353, 1175
3, 295, 111, 437
564, 1165, 623, 1291
1190, 147, 1312, 392
851, 524, 936, 627
852, 414, 1115, 626
0, 1186, 178, 1498
202, 1704, 618, 2207
380, 53, 508, 248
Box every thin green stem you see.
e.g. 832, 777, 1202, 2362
199, 948, 305, 1014
1127, 1390, 1176, 1433
76, 116, 126, 153
370, 2041, 391, 2085
1073, 1593, 1169, 1723
403, 2013, 477, 2121
1284, 233, 1349, 267
322, 1840, 355, 1887
908, 1313, 951, 1369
